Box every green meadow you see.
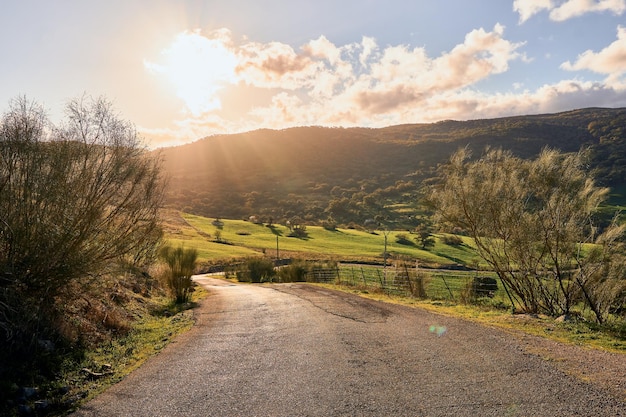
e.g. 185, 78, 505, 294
172, 212, 481, 267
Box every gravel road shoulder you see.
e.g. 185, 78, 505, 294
499, 323, 625, 402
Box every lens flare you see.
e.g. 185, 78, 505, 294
429, 325, 447, 337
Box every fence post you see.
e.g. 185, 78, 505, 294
404, 263, 413, 295
376, 268, 385, 292
440, 275, 454, 299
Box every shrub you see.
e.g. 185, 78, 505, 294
0, 96, 164, 389
394, 260, 429, 298
410, 271, 430, 298
461, 277, 498, 303
0, 95, 164, 314
322, 217, 337, 231
429, 147, 624, 323
395, 233, 414, 245
277, 260, 308, 282
237, 257, 276, 283
159, 245, 198, 303
308, 260, 339, 283
442, 234, 464, 246
288, 224, 308, 238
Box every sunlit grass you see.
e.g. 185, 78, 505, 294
179, 213, 480, 266
164, 212, 626, 353
63, 287, 209, 405
315, 282, 626, 353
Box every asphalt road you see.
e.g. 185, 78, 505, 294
72, 277, 625, 417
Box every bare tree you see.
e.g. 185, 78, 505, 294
428, 147, 625, 322
0, 95, 164, 338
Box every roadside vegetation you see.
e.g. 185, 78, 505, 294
159, 245, 199, 303
0, 97, 201, 416
428, 147, 626, 324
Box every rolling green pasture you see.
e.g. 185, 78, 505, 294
177, 212, 480, 266
163, 213, 259, 260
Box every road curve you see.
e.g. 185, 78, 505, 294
72, 277, 625, 417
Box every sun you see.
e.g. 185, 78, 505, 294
146, 30, 238, 115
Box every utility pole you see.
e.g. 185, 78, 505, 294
383, 229, 390, 285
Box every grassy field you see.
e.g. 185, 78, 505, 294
174, 212, 481, 267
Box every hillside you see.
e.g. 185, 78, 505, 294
157, 107, 626, 228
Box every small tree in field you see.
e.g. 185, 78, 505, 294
159, 245, 198, 303
415, 222, 435, 250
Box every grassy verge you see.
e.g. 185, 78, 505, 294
2, 285, 209, 416
316, 283, 626, 353
66, 286, 209, 408
162, 211, 625, 353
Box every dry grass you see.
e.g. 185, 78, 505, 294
316, 282, 626, 354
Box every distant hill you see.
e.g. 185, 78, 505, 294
157, 107, 626, 228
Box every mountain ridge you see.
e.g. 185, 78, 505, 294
157, 107, 626, 227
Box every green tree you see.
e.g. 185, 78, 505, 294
414, 222, 435, 250
287, 216, 308, 238
428, 147, 625, 322
159, 245, 198, 303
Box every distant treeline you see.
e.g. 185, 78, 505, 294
157, 107, 626, 228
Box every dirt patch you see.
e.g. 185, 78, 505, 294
508, 330, 626, 401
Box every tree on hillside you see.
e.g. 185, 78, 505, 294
0, 95, 164, 340
427, 147, 626, 323
287, 216, 307, 238
414, 221, 435, 250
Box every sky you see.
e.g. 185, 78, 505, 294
1, 0, 626, 148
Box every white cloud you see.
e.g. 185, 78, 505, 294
359, 36, 378, 66
514, 0, 626, 22
303, 35, 342, 66
551, 0, 626, 20
514, 0, 553, 23
387, 79, 626, 124
561, 25, 626, 82
144, 25, 626, 147
343, 24, 524, 115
